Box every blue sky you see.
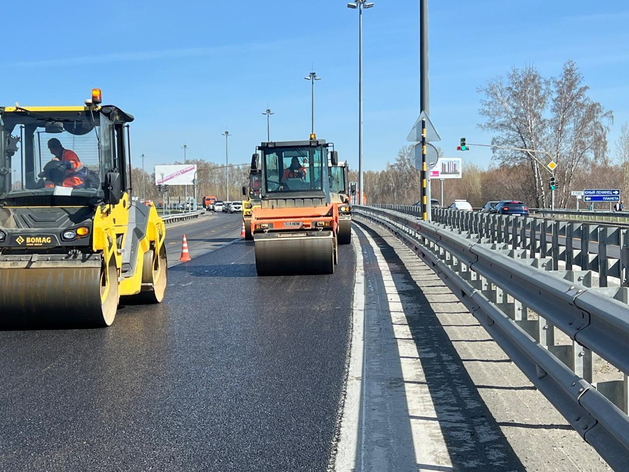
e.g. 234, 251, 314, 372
3, 1, 629, 173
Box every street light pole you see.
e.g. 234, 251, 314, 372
140, 153, 145, 200
304, 72, 321, 137
348, 0, 374, 205
262, 108, 274, 141
222, 131, 231, 201
182, 145, 188, 210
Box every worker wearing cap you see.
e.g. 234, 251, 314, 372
44, 138, 86, 188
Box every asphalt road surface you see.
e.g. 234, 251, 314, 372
0, 213, 355, 471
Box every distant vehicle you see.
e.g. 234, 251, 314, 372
494, 200, 529, 216
481, 200, 500, 213
214, 201, 224, 212
203, 195, 217, 209
448, 199, 473, 211
229, 201, 242, 213
222, 202, 230, 213
413, 198, 440, 208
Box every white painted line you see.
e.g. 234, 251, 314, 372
333, 229, 366, 472
354, 225, 453, 471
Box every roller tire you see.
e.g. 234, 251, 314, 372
131, 245, 168, 304
244, 219, 253, 240
338, 221, 352, 245
99, 258, 120, 327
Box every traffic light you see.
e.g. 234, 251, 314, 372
549, 176, 557, 190
158, 184, 162, 192
457, 137, 469, 151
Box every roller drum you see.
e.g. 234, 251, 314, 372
0, 256, 118, 328
338, 218, 352, 245
255, 232, 335, 276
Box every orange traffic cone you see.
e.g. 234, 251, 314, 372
180, 234, 192, 262
240, 220, 246, 238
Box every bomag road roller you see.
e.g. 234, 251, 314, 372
251, 138, 340, 276
329, 160, 352, 244
241, 154, 262, 241
0, 89, 167, 328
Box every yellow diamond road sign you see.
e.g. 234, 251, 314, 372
548, 161, 557, 171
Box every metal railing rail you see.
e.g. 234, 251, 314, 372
373, 205, 629, 288
355, 206, 629, 470
161, 211, 203, 225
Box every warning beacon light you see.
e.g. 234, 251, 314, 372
91, 88, 102, 105
310, 133, 316, 140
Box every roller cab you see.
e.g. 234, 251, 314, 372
0, 91, 167, 328
251, 139, 339, 276
329, 161, 352, 244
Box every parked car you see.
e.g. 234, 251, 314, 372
448, 199, 473, 211
413, 198, 440, 208
480, 200, 500, 213
229, 201, 243, 213
494, 200, 529, 216
213, 201, 224, 212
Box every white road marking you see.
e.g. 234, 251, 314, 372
334, 229, 366, 472
334, 225, 453, 471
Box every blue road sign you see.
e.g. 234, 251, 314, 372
583, 195, 620, 202
584, 189, 621, 196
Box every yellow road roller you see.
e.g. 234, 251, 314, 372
241, 156, 262, 241
329, 161, 352, 244
251, 138, 340, 276
0, 89, 167, 328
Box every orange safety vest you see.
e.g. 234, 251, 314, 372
282, 167, 307, 181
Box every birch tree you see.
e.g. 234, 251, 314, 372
478, 61, 612, 208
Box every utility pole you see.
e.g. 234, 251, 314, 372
304, 72, 321, 137
348, 1, 374, 205
420, 0, 432, 220
141, 153, 145, 200
262, 108, 274, 141
182, 145, 188, 209
222, 131, 231, 201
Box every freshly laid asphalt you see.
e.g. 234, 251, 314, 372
0, 213, 355, 471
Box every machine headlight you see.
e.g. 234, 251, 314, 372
0, 230, 6, 242
62, 230, 77, 240
76, 226, 90, 237
340, 205, 351, 213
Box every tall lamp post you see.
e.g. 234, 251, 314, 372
222, 131, 231, 201
140, 153, 145, 200
347, 0, 374, 205
262, 108, 274, 141
304, 71, 321, 137
182, 144, 188, 209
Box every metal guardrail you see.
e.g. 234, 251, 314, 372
161, 211, 204, 225
355, 206, 629, 470
375, 204, 629, 287
531, 208, 629, 224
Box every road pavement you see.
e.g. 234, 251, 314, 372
0, 214, 355, 471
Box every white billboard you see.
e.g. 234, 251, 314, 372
154, 165, 197, 186
430, 157, 462, 179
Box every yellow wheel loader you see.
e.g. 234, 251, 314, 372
0, 89, 167, 328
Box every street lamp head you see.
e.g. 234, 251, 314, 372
347, 2, 357, 8
315, 77, 321, 81
364, 2, 374, 8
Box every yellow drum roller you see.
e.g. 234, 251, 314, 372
0, 89, 167, 328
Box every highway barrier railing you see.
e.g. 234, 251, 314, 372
355, 206, 629, 470
161, 211, 204, 225
530, 208, 629, 224
376, 205, 629, 287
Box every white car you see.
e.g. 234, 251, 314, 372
214, 201, 224, 212
229, 201, 242, 213
449, 199, 473, 211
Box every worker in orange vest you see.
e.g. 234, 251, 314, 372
42, 138, 86, 188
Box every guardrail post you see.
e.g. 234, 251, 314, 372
530, 218, 538, 258
540, 219, 549, 258
566, 222, 576, 270
622, 229, 629, 287
598, 226, 609, 287
580, 223, 591, 272
552, 221, 560, 270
